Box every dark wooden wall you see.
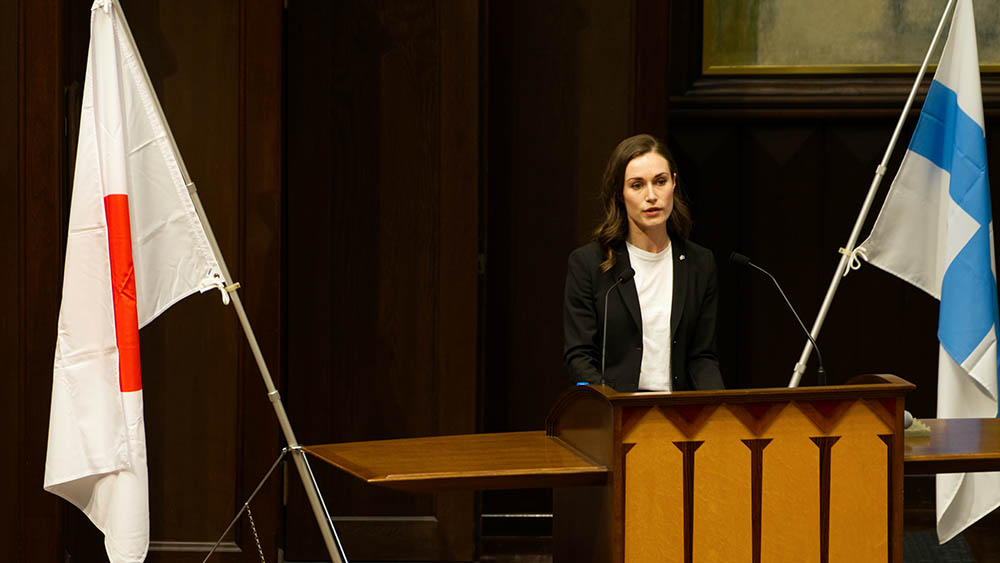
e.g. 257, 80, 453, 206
0, 0, 16, 546
8, 0, 1000, 561
482, 0, 637, 520
7, 0, 66, 561
484, 0, 633, 433
284, 0, 479, 560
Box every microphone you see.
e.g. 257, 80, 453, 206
601, 267, 636, 386
730, 252, 827, 385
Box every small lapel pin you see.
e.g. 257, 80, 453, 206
679, 254, 686, 261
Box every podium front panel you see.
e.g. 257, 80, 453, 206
620, 398, 894, 563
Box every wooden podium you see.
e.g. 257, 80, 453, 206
306, 374, 913, 563
548, 375, 911, 563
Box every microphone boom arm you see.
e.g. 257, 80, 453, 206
749, 263, 826, 385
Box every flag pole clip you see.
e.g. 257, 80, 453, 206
91, 0, 112, 14
837, 247, 868, 277
200, 275, 239, 305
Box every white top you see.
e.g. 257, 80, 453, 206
626, 241, 674, 391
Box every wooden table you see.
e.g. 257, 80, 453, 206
304, 430, 607, 491
305, 418, 1000, 492
903, 418, 1000, 474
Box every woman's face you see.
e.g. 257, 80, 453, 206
622, 151, 675, 237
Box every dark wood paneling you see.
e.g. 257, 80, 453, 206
285, 0, 478, 559
665, 0, 702, 100
633, 0, 669, 138
483, 0, 634, 519
235, 0, 284, 560
484, 0, 629, 437
437, 0, 481, 555
127, 0, 246, 552
0, 0, 19, 552
16, 0, 67, 560
132, 0, 283, 558
670, 117, 948, 400
667, 114, 942, 395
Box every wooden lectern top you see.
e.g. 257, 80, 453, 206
303, 430, 607, 491
554, 376, 914, 407
304, 375, 917, 494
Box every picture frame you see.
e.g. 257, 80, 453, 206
703, 0, 1000, 75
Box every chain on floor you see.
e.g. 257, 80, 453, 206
246, 505, 267, 563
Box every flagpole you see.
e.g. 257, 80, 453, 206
187, 187, 349, 563
788, 0, 958, 388
111, 3, 348, 561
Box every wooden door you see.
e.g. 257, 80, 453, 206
284, 0, 480, 560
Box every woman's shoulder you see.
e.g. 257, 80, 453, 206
567, 241, 616, 280
676, 238, 717, 266
567, 239, 626, 267
568, 240, 603, 262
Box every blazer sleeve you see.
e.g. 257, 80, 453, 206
688, 252, 725, 389
563, 248, 602, 384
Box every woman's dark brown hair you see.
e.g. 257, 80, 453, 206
594, 134, 693, 271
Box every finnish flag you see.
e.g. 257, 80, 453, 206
857, 0, 999, 544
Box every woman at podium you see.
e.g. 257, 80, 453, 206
563, 134, 724, 392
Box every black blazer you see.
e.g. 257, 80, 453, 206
563, 238, 724, 392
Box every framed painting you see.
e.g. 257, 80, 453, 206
703, 0, 1000, 74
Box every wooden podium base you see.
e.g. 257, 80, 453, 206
299, 376, 1000, 563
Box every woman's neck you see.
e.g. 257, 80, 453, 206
627, 228, 671, 254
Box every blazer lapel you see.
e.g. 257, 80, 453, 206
671, 238, 688, 336
613, 243, 642, 330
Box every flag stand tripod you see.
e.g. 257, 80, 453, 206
787, 0, 958, 388
111, 2, 349, 561
201, 446, 342, 563
191, 181, 349, 563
